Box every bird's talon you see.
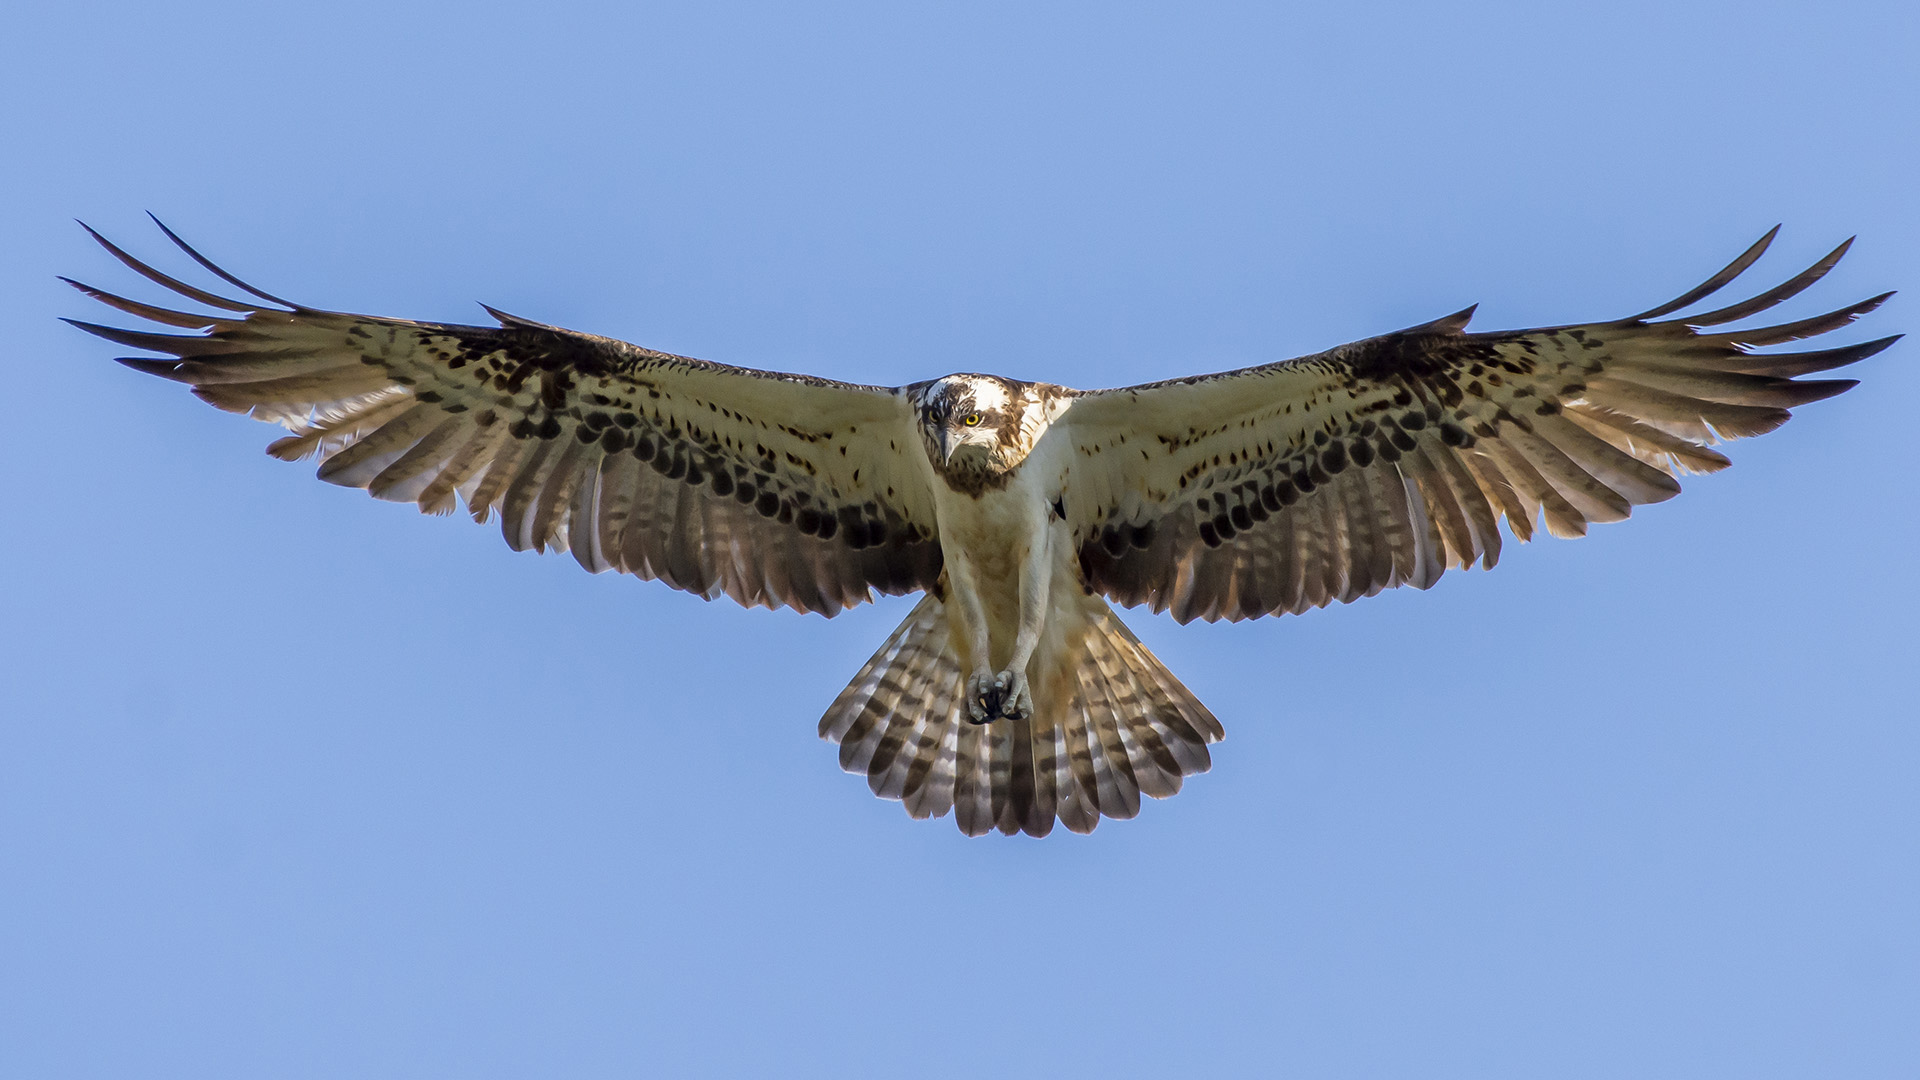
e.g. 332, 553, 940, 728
964, 670, 1031, 723
978, 686, 1004, 721
965, 673, 998, 725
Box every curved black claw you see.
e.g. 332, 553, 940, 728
972, 685, 1007, 725
968, 685, 1034, 725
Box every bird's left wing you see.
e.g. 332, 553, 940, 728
1059, 230, 1898, 623
67, 221, 942, 615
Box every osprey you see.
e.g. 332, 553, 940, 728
68, 221, 1897, 836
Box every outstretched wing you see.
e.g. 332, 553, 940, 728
67, 220, 942, 615
1060, 229, 1899, 623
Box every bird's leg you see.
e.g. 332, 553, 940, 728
947, 556, 1000, 725
987, 526, 1052, 723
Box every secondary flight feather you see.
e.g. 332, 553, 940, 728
67, 220, 1898, 836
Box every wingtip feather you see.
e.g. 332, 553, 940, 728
146, 212, 303, 309
1677, 235, 1860, 328
1628, 226, 1782, 322
1783, 378, 1860, 405
71, 223, 258, 313
112, 355, 187, 378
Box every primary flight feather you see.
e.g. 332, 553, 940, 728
68, 220, 1898, 836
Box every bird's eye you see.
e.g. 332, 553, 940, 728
962, 413, 982, 427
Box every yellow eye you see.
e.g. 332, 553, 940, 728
961, 413, 982, 427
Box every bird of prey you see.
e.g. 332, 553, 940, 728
67, 221, 1897, 837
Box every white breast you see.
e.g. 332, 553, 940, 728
929, 433, 1074, 661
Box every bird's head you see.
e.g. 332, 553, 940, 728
914, 374, 1033, 479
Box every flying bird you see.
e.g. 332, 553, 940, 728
66, 221, 1897, 836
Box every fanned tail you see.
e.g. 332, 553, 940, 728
820, 595, 1222, 836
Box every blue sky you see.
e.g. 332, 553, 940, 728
3, 2, 1916, 1076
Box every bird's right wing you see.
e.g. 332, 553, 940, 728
66, 221, 944, 615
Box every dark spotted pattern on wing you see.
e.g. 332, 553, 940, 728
67, 221, 942, 614
1065, 229, 1898, 622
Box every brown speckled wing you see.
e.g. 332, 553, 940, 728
67, 221, 942, 615
1063, 230, 1899, 623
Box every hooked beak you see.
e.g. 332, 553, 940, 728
937, 427, 955, 464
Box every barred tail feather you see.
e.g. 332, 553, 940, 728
819, 596, 1222, 836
